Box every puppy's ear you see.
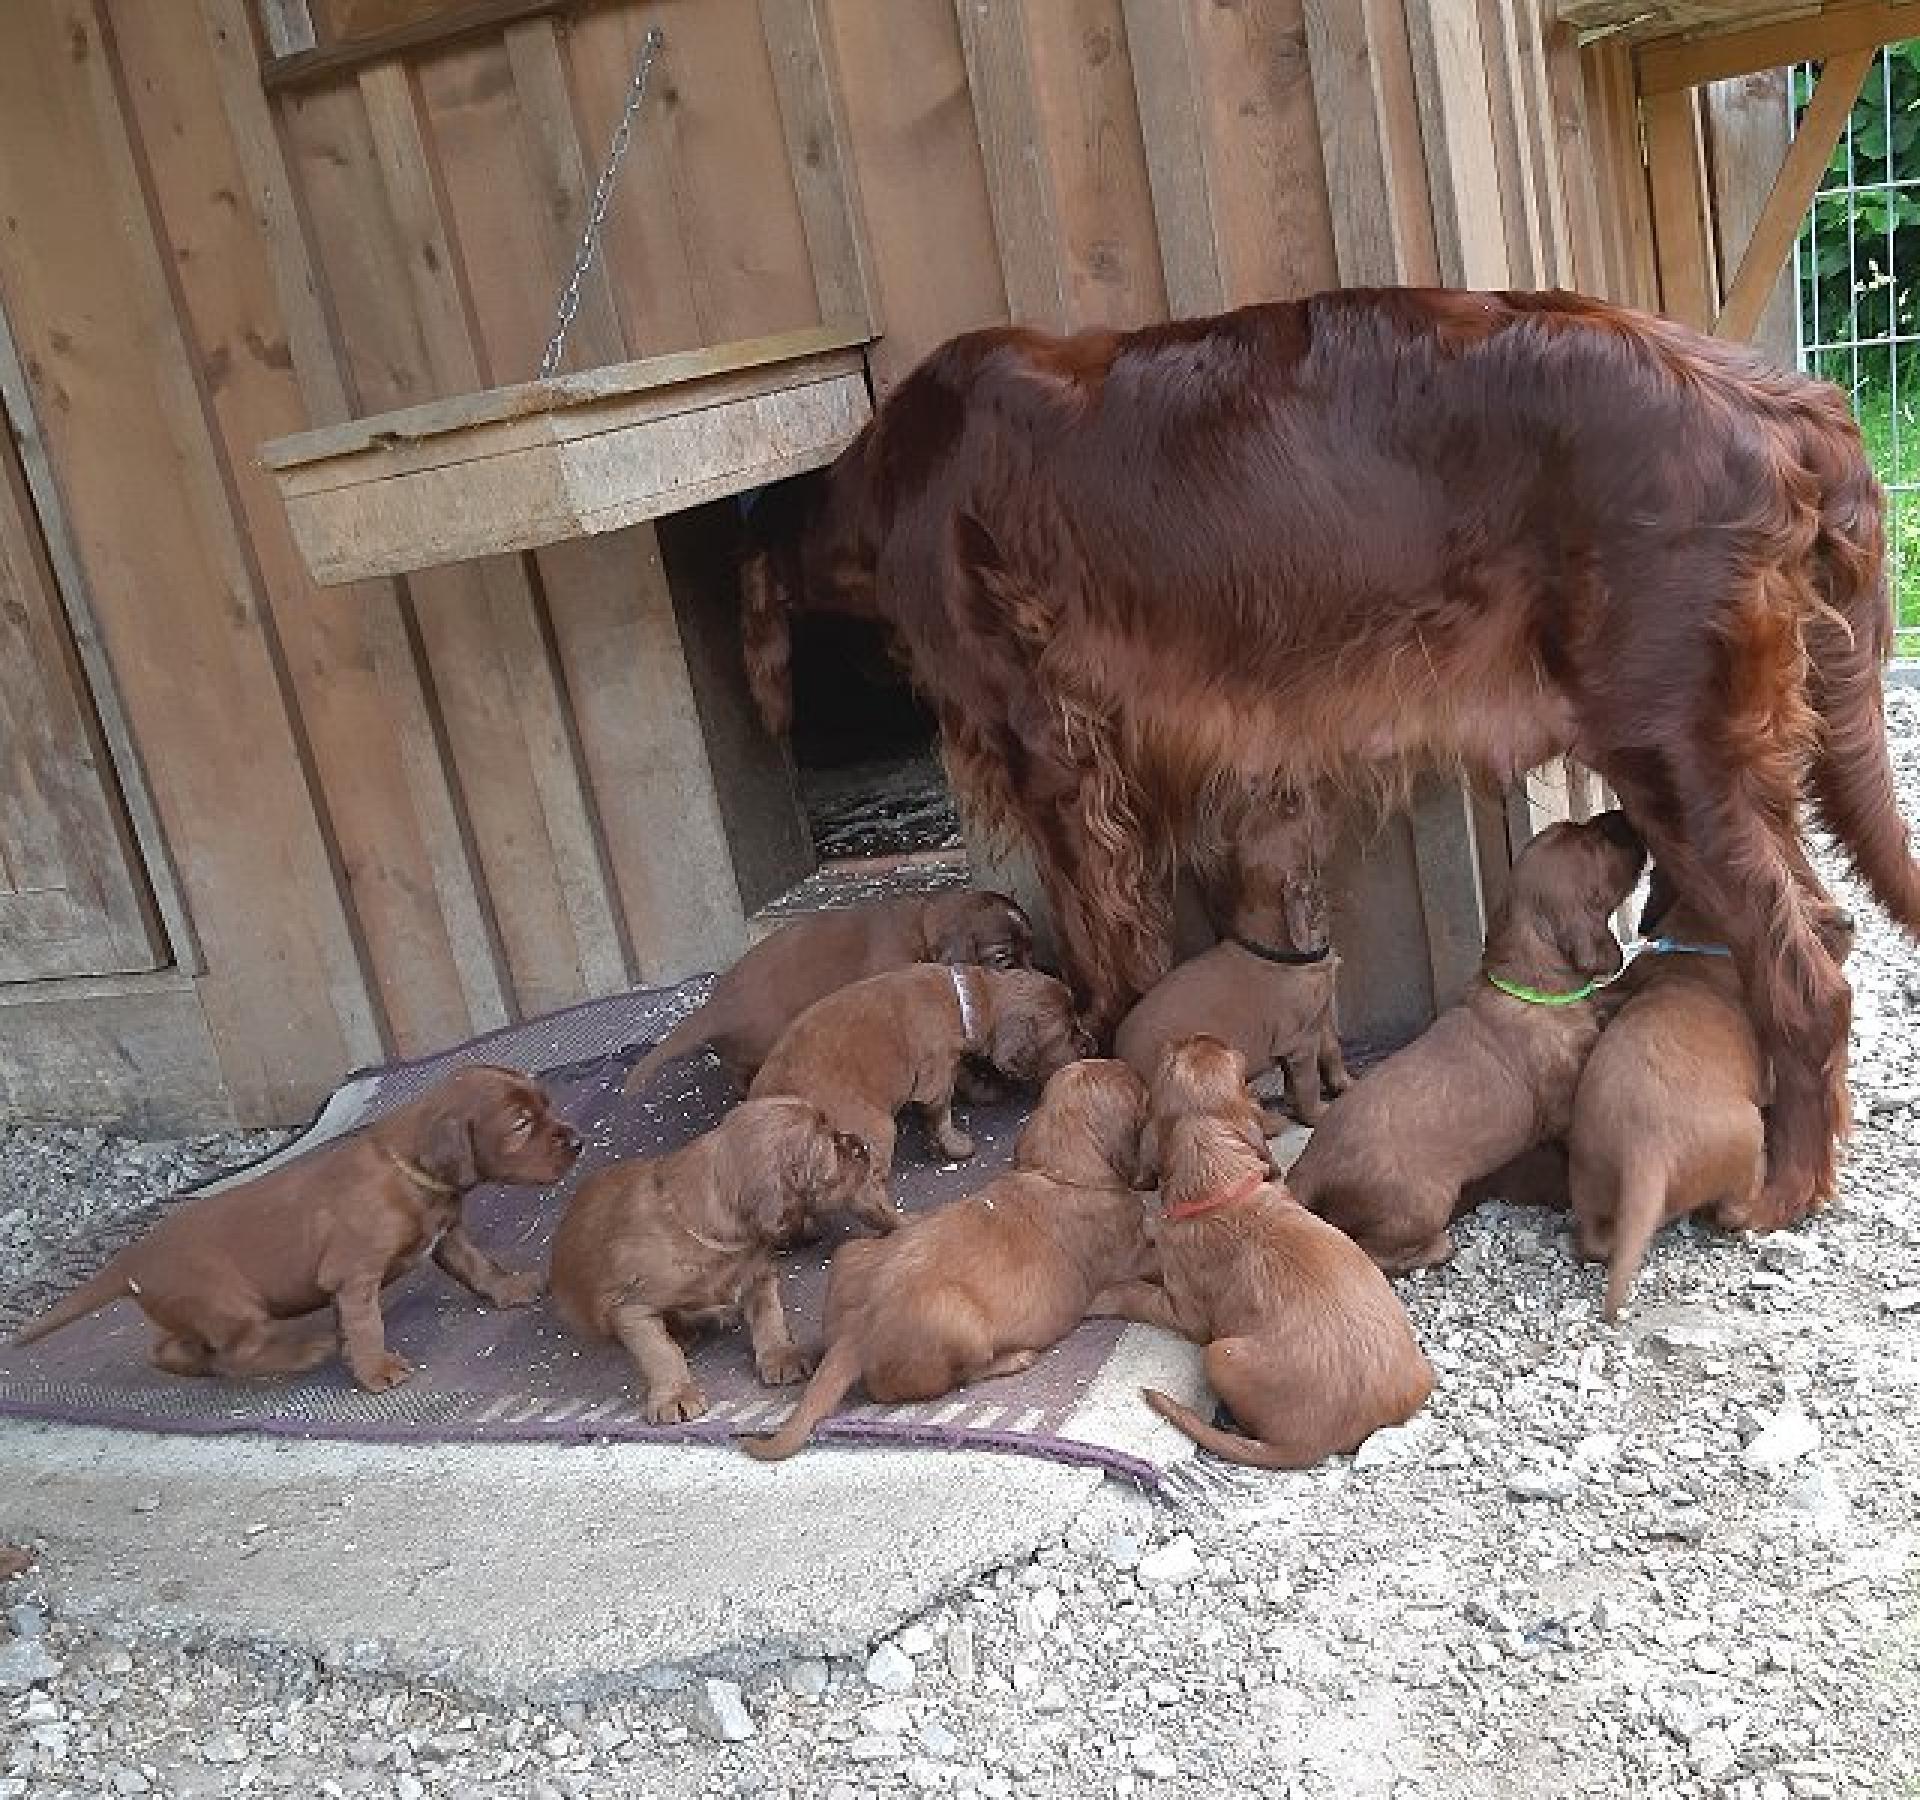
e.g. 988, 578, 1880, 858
420, 1109, 480, 1190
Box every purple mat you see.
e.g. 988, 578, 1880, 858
0, 984, 1178, 1486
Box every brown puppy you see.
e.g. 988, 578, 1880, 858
741, 1060, 1154, 1460
748, 965, 1090, 1217
1289, 812, 1647, 1273
624, 890, 1033, 1091
1116, 799, 1349, 1124
11, 1067, 579, 1391
1094, 1111, 1433, 1468
1139, 1035, 1271, 1182
548, 1098, 876, 1424
1568, 902, 1855, 1320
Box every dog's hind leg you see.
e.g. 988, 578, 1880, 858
209, 1316, 337, 1378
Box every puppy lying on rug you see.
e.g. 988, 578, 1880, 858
548, 1098, 877, 1424
10, 1066, 579, 1391
1093, 1041, 1432, 1468
1116, 796, 1350, 1125
748, 964, 1089, 1214
1569, 899, 1855, 1319
1289, 812, 1646, 1273
624, 890, 1032, 1091
740, 1060, 1154, 1460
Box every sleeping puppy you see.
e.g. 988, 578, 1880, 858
740, 1060, 1154, 1460
1569, 899, 1855, 1319
1289, 812, 1647, 1273
1093, 1109, 1433, 1468
748, 965, 1090, 1219
624, 890, 1033, 1091
1117, 796, 1351, 1124
548, 1098, 877, 1423
11, 1066, 579, 1391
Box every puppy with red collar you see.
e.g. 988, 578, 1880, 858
1093, 1037, 1432, 1468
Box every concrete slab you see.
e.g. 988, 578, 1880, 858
0, 1419, 1146, 1701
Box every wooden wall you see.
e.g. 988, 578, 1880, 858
0, 0, 1656, 1125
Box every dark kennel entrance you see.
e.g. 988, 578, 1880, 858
786, 612, 961, 864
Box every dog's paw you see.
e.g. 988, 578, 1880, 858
756, 1346, 815, 1386
1323, 1069, 1354, 1097
353, 1353, 414, 1393
936, 1129, 976, 1162
645, 1384, 709, 1425
489, 1269, 545, 1308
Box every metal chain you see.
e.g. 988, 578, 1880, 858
538, 25, 663, 380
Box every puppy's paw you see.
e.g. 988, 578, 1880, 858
488, 1269, 545, 1308
756, 1345, 815, 1386
353, 1353, 414, 1393
645, 1384, 709, 1425
936, 1129, 976, 1162
1323, 1069, 1354, 1098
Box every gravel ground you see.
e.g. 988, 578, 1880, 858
7, 699, 1920, 1800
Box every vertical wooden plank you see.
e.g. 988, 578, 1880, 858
1545, 10, 1612, 296
954, 0, 1072, 330
1122, 0, 1225, 317
1643, 85, 1718, 327
1185, 0, 1338, 306
0, 0, 381, 1116
1474, 0, 1549, 286
826, 0, 1007, 394
122, 0, 492, 1052
1599, 42, 1661, 310
1020, 0, 1167, 328
1302, 0, 1440, 287
759, 0, 879, 332
1404, 0, 1512, 289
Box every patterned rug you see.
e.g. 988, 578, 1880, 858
0, 983, 1201, 1486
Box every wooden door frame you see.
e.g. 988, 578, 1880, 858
0, 297, 197, 976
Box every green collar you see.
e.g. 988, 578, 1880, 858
1487, 972, 1597, 1007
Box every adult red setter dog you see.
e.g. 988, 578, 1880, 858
740, 288, 1918, 1230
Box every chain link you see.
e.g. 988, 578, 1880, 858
538, 25, 663, 380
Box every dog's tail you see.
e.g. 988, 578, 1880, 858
10, 1262, 132, 1347
621, 1008, 715, 1094
1804, 439, 1920, 935
738, 1336, 864, 1462
1140, 1388, 1305, 1470
1602, 1161, 1670, 1323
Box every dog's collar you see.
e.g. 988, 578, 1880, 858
1486, 972, 1597, 1007
1229, 933, 1332, 966
951, 964, 984, 1051
1635, 934, 1732, 961
1163, 1169, 1267, 1223
386, 1152, 461, 1196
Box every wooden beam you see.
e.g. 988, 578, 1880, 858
263, 0, 576, 91
1638, 1, 1920, 97
1123, 0, 1226, 317
1714, 48, 1871, 342
1643, 87, 1717, 327
1406, 0, 1511, 288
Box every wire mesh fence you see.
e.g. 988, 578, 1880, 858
1793, 44, 1920, 655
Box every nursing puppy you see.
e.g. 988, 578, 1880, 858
624, 890, 1032, 1091
11, 1067, 579, 1391
748, 964, 1089, 1219
740, 1060, 1154, 1460
1289, 812, 1647, 1273
1115, 798, 1350, 1125
1094, 1110, 1433, 1468
1569, 901, 1855, 1320
548, 1098, 876, 1423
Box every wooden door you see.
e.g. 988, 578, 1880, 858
0, 421, 161, 981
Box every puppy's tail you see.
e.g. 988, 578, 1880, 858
621, 1009, 714, 1093
10, 1262, 132, 1347
1602, 1161, 1668, 1323
738, 1336, 863, 1462
1140, 1388, 1305, 1471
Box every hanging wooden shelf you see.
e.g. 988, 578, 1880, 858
261, 324, 873, 586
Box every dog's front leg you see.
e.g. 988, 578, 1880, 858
1280, 1050, 1328, 1125
433, 1225, 542, 1307
741, 1264, 813, 1386
1317, 1016, 1353, 1099
1085, 1279, 1189, 1336
609, 1301, 708, 1423
328, 1269, 411, 1392
923, 1088, 975, 1161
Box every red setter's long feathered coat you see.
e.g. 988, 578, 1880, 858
742, 288, 1916, 1227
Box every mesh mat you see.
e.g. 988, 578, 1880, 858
0, 982, 1197, 1486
